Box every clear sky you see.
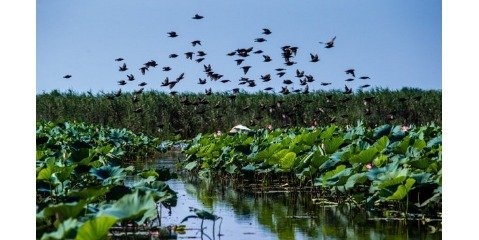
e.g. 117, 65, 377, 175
37, 0, 441, 95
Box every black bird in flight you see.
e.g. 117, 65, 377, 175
310, 53, 320, 62
263, 55, 272, 62
343, 85, 353, 94
264, 87, 274, 91
320, 36, 336, 48
227, 51, 236, 56
261, 74, 271, 82
185, 52, 194, 60
283, 79, 293, 84
345, 69, 355, 77
235, 59, 245, 65
320, 82, 332, 86
192, 14, 204, 20
359, 76, 371, 80
169, 53, 178, 58
119, 63, 128, 71
191, 40, 201, 46
139, 66, 148, 75
241, 66, 251, 75
360, 84, 371, 88
167, 31, 179, 37
276, 72, 286, 78
254, 50, 264, 54
138, 82, 147, 87
115, 58, 124, 62
345, 78, 354, 82
198, 78, 207, 84
197, 51, 207, 57
163, 66, 172, 71
255, 38, 267, 43
262, 28, 272, 35
195, 57, 205, 63
63, 75, 72, 79
118, 80, 127, 85
127, 74, 135, 81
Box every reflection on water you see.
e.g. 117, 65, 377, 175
154, 156, 441, 240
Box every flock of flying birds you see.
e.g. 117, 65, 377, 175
63, 13, 374, 116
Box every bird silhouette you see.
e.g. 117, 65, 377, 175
320, 82, 332, 86
115, 58, 124, 62
191, 40, 201, 46
260, 74, 271, 82
310, 53, 320, 62
63, 75, 72, 79
283, 79, 293, 84
359, 76, 370, 80
345, 69, 355, 77
192, 14, 204, 20
197, 51, 207, 57
255, 38, 267, 43
253, 50, 264, 54
345, 78, 354, 82
262, 28, 272, 35
185, 52, 194, 60
119, 63, 128, 71
320, 36, 336, 48
163, 66, 172, 71
277, 72, 286, 78
360, 84, 371, 88
241, 66, 252, 74
127, 74, 135, 81
118, 80, 127, 85
343, 85, 353, 94
198, 78, 207, 84
195, 57, 205, 63
167, 31, 178, 37
138, 82, 147, 87
139, 66, 148, 75
235, 59, 245, 65
263, 55, 272, 62
169, 53, 178, 58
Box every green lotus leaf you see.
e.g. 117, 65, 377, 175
75, 215, 117, 240
68, 186, 110, 202
412, 139, 427, 150
139, 169, 159, 179
394, 136, 410, 154
344, 172, 368, 190
43, 201, 87, 222
225, 164, 238, 174
184, 161, 198, 171
386, 178, 416, 200
100, 191, 156, 224
373, 136, 390, 152
311, 153, 329, 169
373, 124, 392, 139
349, 148, 378, 164
320, 125, 337, 140
279, 152, 297, 171
373, 154, 388, 167
40, 218, 79, 240
377, 175, 407, 190
90, 165, 126, 184
323, 136, 344, 154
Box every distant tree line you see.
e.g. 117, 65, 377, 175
36, 88, 441, 140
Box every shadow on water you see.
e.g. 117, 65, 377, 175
153, 156, 441, 240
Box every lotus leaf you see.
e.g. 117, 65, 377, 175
75, 215, 117, 240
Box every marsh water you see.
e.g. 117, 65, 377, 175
151, 156, 441, 240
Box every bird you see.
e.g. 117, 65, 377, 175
235, 59, 245, 65
169, 53, 178, 58
195, 57, 205, 63
264, 87, 274, 91
283, 79, 293, 84
167, 31, 178, 37
192, 14, 204, 20
241, 66, 252, 75
320, 82, 332, 86
163, 66, 172, 71
197, 51, 207, 57
220, 79, 231, 83
255, 38, 267, 43
360, 84, 371, 88
127, 74, 135, 81
320, 36, 336, 48
263, 55, 272, 62
139, 66, 148, 75
343, 85, 353, 94
227, 51, 236, 56
198, 78, 207, 84
345, 78, 354, 82
359, 76, 371, 80
310, 53, 320, 62
115, 58, 124, 62
260, 74, 271, 82
191, 40, 201, 46
262, 28, 272, 35
345, 69, 355, 77
118, 80, 127, 85
63, 75, 72, 79
276, 72, 286, 78
253, 50, 264, 54
185, 52, 194, 60
138, 82, 147, 87
119, 63, 128, 71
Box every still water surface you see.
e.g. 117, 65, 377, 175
153, 157, 441, 240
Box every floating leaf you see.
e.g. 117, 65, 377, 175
75, 216, 117, 240
386, 178, 416, 200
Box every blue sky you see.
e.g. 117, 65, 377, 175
37, 0, 441, 94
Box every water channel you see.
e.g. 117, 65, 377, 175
150, 155, 441, 240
